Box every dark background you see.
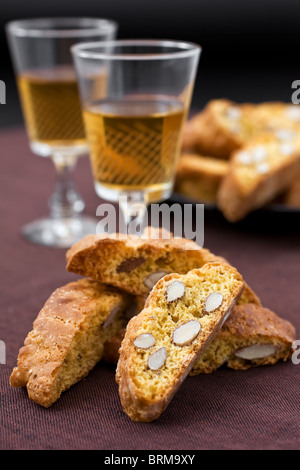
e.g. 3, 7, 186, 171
0, 0, 300, 128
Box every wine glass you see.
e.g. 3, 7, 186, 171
6, 18, 118, 247
72, 40, 201, 234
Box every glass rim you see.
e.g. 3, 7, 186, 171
71, 39, 202, 61
5, 17, 118, 38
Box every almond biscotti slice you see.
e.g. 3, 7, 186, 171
218, 135, 300, 221
116, 263, 244, 422
175, 153, 229, 203
181, 100, 255, 159
10, 279, 131, 408
192, 303, 296, 374
104, 303, 296, 375
66, 228, 259, 306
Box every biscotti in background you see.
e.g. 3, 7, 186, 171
104, 304, 295, 374
66, 228, 225, 296
66, 227, 260, 306
178, 99, 300, 221
175, 153, 229, 203
182, 100, 300, 160
252, 101, 300, 132
217, 135, 300, 221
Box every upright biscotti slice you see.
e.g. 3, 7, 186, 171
175, 153, 229, 202
66, 228, 259, 306
181, 100, 255, 159
104, 284, 264, 365
10, 279, 131, 408
192, 303, 296, 374
218, 135, 300, 221
116, 263, 244, 422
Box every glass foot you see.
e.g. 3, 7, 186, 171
21, 216, 97, 248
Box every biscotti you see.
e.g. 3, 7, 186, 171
66, 228, 260, 306
103, 284, 263, 365
192, 303, 296, 374
103, 303, 296, 374
116, 263, 244, 422
10, 279, 130, 408
285, 179, 300, 207
181, 100, 300, 161
181, 100, 255, 159
175, 153, 229, 202
66, 228, 225, 297
253, 102, 300, 133
217, 135, 300, 221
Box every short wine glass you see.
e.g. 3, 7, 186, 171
72, 40, 201, 234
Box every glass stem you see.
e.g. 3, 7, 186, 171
119, 195, 148, 235
49, 153, 85, 219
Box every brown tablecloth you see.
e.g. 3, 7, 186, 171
0, 127, 299, 450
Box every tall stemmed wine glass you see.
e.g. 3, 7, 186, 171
6, 18, 117, 247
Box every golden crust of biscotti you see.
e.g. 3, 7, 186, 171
66, 227, 259, 306
175, 153, 229, 202
192, 303, 296, 374
181, 100, 254, 159
116, 263, 245, 422
103, 303, 295, 374
10, 279, 130, 408
66, 228, 225, 297
217, 135, 300, 221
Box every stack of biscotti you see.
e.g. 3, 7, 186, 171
178, 99, 300, 220
10, 229, 296, 421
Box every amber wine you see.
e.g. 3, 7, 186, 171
83, 99, 185, 200
18, 66, 87, 148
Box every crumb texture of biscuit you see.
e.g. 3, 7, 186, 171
116, 263, 244, 422
191, 303, 296, 374
10, 279, 130, 408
